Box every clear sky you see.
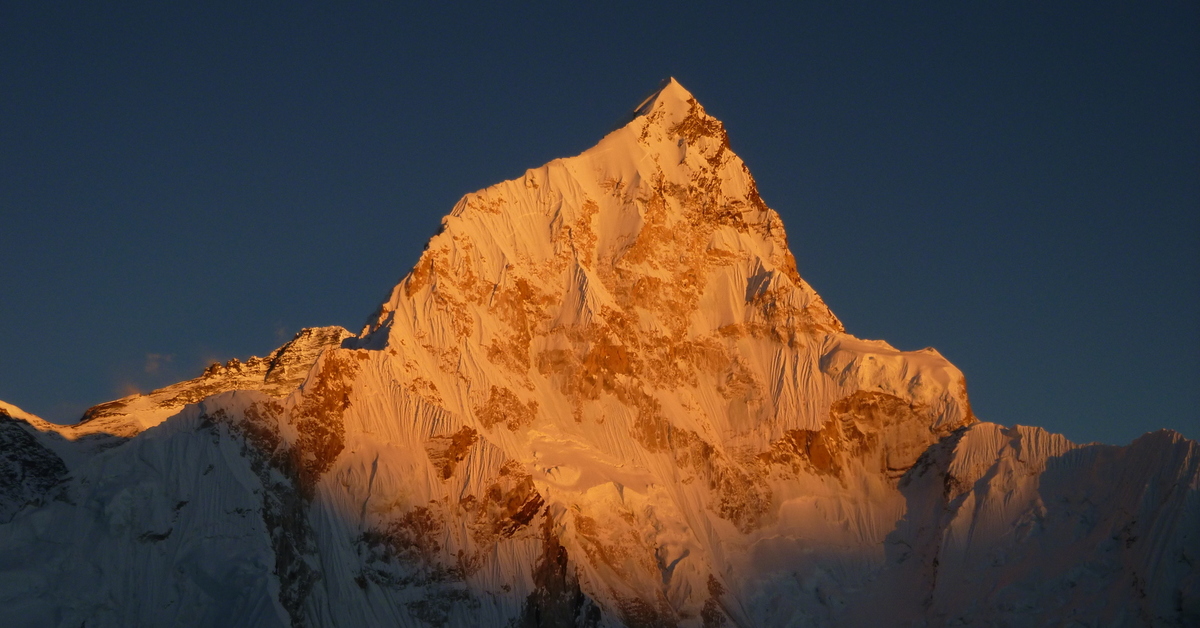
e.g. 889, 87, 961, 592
1, 2, 1196, 445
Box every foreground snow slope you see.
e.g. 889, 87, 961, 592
0, 79, 1195, 627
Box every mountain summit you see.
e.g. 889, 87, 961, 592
0, 81, 1196, 627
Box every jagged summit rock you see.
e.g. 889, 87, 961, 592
0, 81, 1196, 627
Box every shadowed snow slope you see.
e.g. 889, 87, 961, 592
0, 79, 1195, 627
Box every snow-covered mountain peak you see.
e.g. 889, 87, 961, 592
364, 78, 840, 349
40, 325, 353, 443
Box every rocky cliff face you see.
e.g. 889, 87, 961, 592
0, 80, 1195, 627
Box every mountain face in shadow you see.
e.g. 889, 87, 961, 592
1, 80, 1196, 627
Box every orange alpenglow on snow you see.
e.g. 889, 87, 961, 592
0, 80, 1196, 627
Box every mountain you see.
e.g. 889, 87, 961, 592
0, 79, 1195, 627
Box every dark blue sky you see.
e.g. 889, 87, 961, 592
2, 2, 1196, 445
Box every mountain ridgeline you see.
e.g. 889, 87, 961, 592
1, 80, 1196, 627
